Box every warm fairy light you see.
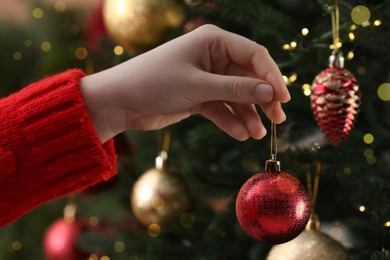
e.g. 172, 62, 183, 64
13, 52, 22, 61
362, 21, 371, 27
75, 47, 88, 60
350, 24, 357, 31
180, 212, 196, 228
367, 156, 376, 165
303, 89, 311, 96
357, 66, 366, 75
343, 167, 352, 175
7, 240, 22, 252
209, 163, 218, 172
373, 20, 382, 26
88, 254, 99, 260
301, 28, 309, 36
24, 40, 32, 47
347, 51, 354, 60
41, 41, 52, 52
54, 1, 66, 12
348, 32, 355, 41
113, 241, 125, 253
351, 5, 371, 25
148, 224, 161, 237
70, 24, 80, 34
290, 41, 297, 49
101, 256, 110, 260
377, 83, 390, 101
359, 205, 366, 212
32, 8, 44, 19
302, 84, 311, 96
363, 133, 374, 144
283, 75, 288, 83
289, 73, 298, 83
89, 216, 99, 226
114, 45, 124, 55
282, 44, 290, 50
385, 221, 390, 228
364, 148, 374, 157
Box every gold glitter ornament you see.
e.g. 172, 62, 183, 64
266, 215, 348, 260
103, 0, 186, 52
130, 151, 192, 231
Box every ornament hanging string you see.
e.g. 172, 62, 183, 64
270, 102, 278, 160
330, 0, 341, 51
306, 160, 321, 216
157, 129, 171, 153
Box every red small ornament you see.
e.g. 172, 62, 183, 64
43, 218, 87, 260
311, 51, 361, 145
236, 157, 310, 245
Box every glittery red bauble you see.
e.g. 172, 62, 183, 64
43, 218, 87, 260
236, 168, 310, 244
311, 52, 361, 145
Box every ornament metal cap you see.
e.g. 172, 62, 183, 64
155, 151, 168, 169
265, 154, 281, 173
329, 50, 345, 68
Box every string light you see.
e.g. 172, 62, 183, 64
282, 44, 290, 50
70, 24, 80, 34
348, 32, 355, 41
343, 167, 352, 175
113, 241, 125, 253
359, 205, 366, 212
75, 47, 88, 60
32, 8, 44, 19
41, 41, 52, 52
302, 83, 311, 96
114, 46, 124, 56
54, 1, 66, 12
377, 83, 390, 101
347, 51, 354, 60
363, 133, 374, 144
290, 41, 297, 49
384, 221, 390, 228
301, 28, 309, 36
24, 40, 32, 47
148, 224, 161, 237
89, 216, 99, 226
351, 5, 371, 25
13, 52, 22, 61
180, 212, 195, 228
373, 19, 382, 26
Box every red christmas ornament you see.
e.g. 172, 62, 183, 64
236, 156, 310, 245
43, 218, 87, 260
311, 51, 361, 145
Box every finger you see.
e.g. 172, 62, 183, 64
200, 101, 250, 141
199, 25, 290, 102
259, 101, 286, 124
194, 71, 274, 104
228, 102, 267, 140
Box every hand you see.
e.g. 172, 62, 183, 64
81, 24, 290, 143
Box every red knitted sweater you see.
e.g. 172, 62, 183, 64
0, 69, 117, 227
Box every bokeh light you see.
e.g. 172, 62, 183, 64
32, 8, 44, 19
377, 83, 390, 101
54, 1, 66, 12
41, 41, 52, 52
148, 224, 161, 237
363, 133, 374, 144
351, 5, 371, 25
75, 47, 88, 60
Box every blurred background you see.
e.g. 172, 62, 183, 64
0, 0, 389, 259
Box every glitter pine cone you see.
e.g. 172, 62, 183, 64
310, 52, 361, 145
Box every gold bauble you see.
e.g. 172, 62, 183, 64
267, 216, 348, 260
103, 0, 186, 52
130, 152, 192, 231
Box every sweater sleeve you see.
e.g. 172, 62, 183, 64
0, 69, 117, 227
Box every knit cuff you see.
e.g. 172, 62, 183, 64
0, 69, 117, 226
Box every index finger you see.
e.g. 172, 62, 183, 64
206, 25, 290, 103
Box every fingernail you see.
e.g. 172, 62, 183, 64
255, 84, 273, 102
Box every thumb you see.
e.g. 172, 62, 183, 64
197, 73, 274, 104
